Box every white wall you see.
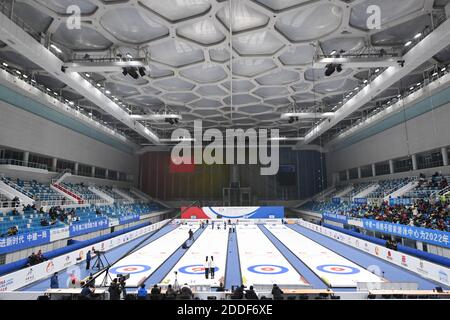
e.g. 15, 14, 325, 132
327, 101, 450, 182
0, 100, 139, 177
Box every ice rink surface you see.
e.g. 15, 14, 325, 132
161, 225, 229, 287
99, 223, 198, 287
266, 224, 385, 287
236, 225, 310, 287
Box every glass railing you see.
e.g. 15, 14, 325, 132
0, 158, 48, 170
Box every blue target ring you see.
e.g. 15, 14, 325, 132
248, 264, 288, 274
178, 264, 219, 275
110, 264, 151, 275
316, 264, 360, 274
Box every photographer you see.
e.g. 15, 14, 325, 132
108, 278, 122, 300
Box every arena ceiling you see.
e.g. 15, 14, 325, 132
0, 0, 449, 147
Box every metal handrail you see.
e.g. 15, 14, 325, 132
0, 159, 48, 170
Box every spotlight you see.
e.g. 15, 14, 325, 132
138, 67, 146, 77
165, 118, 176, 125
128, 67, 139, 79
61, 66, 67, 73
122, 67, 128, 76
325, 64, 336, 77
397, 60, 405, 67
336, 64, 342, 73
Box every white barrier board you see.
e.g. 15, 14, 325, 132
266, 225, 385, 287
0, 220, 170, 292
161, 226, 229, 287
298, 220, 450, 287
236, 225, 309, 287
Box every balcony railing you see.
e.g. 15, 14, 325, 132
0, 159, 48, 170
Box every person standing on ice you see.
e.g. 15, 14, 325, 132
204, 256, 209, 279
209, 256, 216, 279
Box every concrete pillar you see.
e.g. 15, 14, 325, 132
357, 167, 362, 179
389, 159, 394, 174
442, 147, 449, 166
411, 154, 418, 171
52, 158, 58, 172
105, 169, 109, 179
116, 171, 120, 181
346, 169, 350, 181
74, 162, 79, 175
23, 151, 29, 166
372, 163, 376, 177
91, 166, 96, 177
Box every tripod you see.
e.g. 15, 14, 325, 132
173, 271, 180, 291
92, 251, 114, 287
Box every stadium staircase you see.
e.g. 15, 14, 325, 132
334, 185, 354, 198
51, 183, 83, 204
52, 169, 72, 185
385, 180, 418, 200
0, 178, 34, 206
88, 186, 114, 204
131, 187, 170, 208
352, 183, 379, 200
112, 188, 134, 202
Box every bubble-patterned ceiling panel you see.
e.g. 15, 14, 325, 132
216, 1, 269, 32
233, 31, 284, 55
255, 69, 300, 85
196, 85, 228, 97
180, 64, 228, 83
2, 0, 442, 143
232, 58, 277, 77
52, 25, 113, 51
7, 1, 53, 34
255, 0, 311, 11
153, 78, 195, 91
350, 0, 426, 30
100, 7, 169, 44
276, 3, 343, 42
177, 19, 225, 45
371, 14, 432, 46
37, 0, 97, 15
278, 45, 316, 65
140, 0, 211, 22
149, 40, 204, 67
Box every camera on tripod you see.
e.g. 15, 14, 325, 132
117, 273, 130, 281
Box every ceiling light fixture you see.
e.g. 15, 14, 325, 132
404, 41, 412, 47
414, 33, 422, 39
138, 67, 146, 77
50, 44, 62, 53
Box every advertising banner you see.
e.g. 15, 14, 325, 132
180, 206, 285, 219
69, 219, 109, 237
322, 212, 348, 224
362, 219, 450, 249
0, 230, 50, 255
